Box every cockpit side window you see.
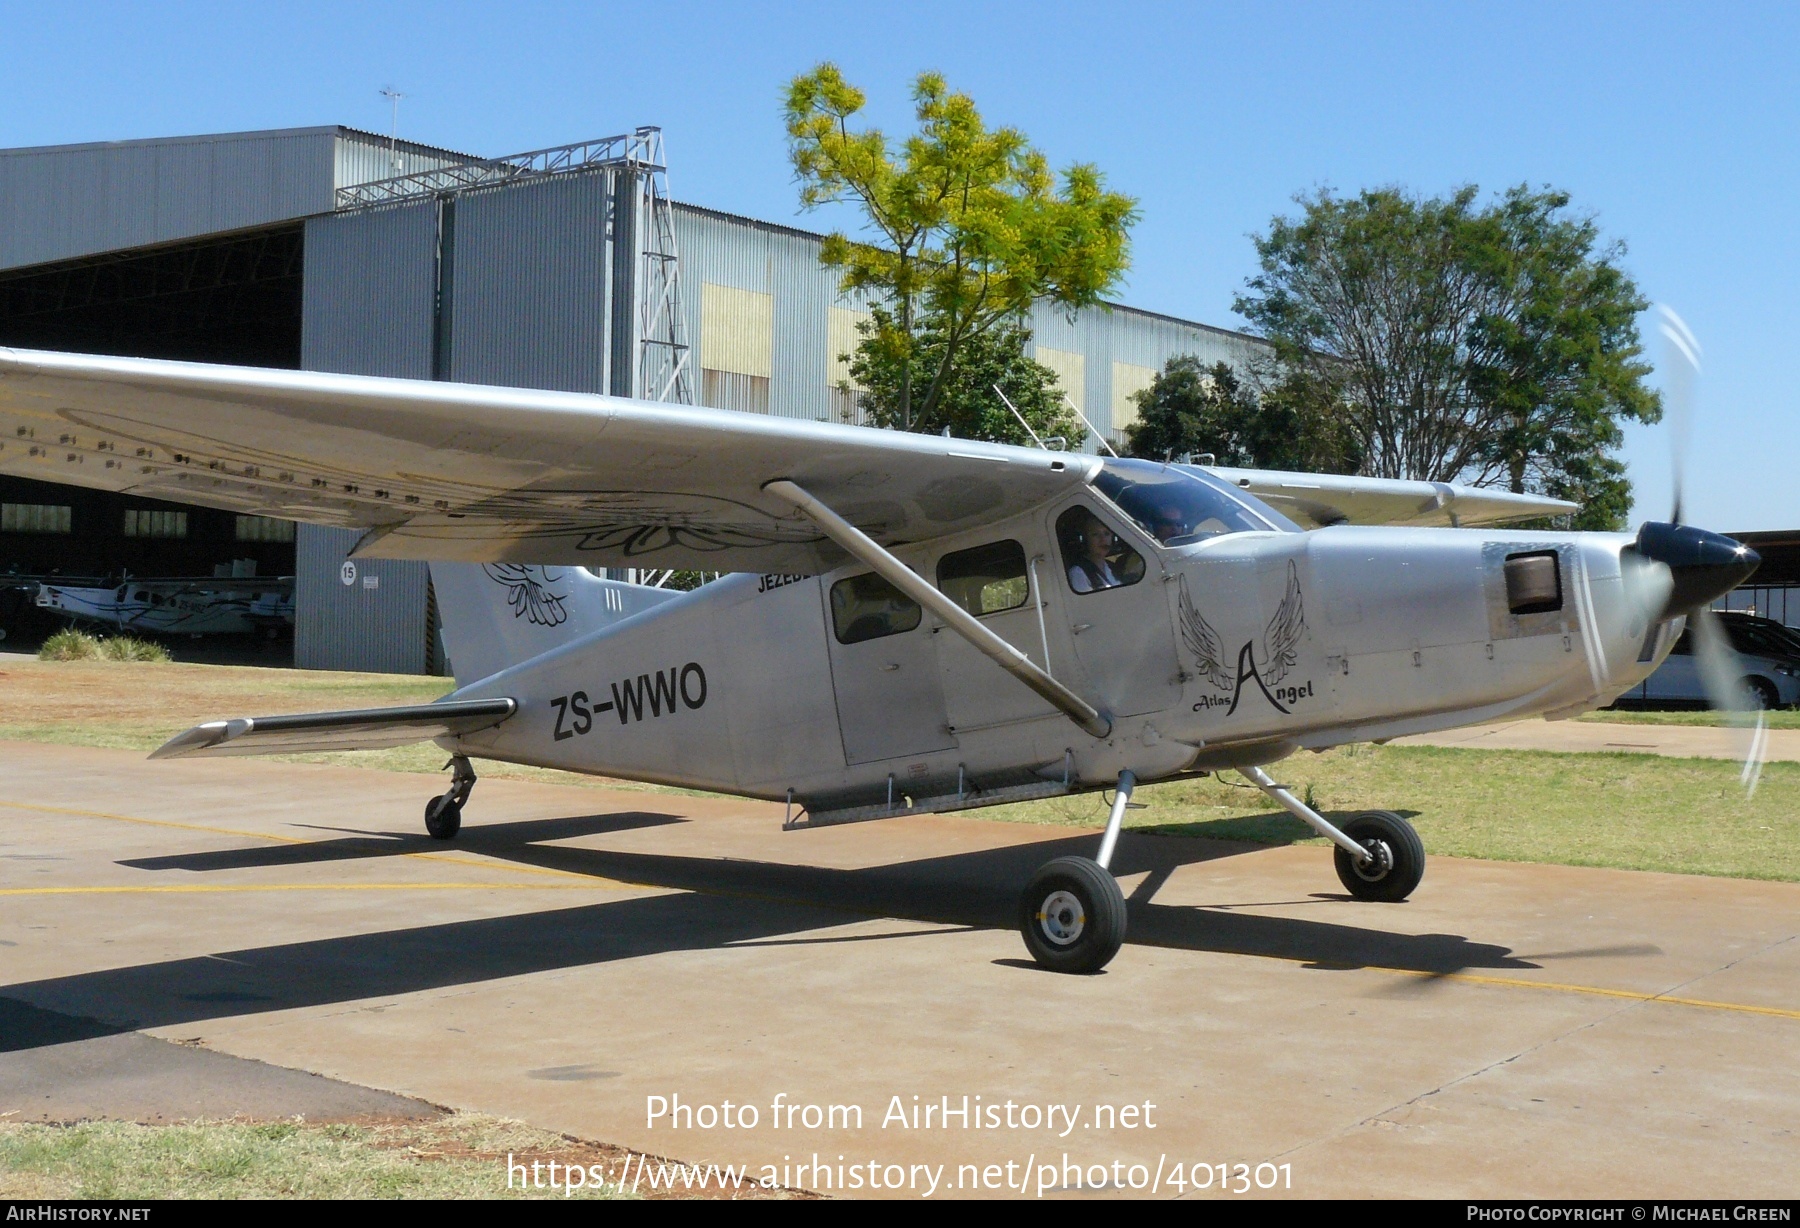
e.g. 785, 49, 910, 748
1056, 506, 1145, 595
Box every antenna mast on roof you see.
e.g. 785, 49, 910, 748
378, 86, 406, 172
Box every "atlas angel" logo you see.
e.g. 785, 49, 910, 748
1179, 559, 1310, 715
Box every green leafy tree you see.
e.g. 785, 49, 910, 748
1123, 357, 1360, 473
786, 64, 1138, 433
1235, 185, 1657, 529
845, 306, 1082, 446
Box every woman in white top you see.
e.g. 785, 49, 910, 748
1066, 515, 1122, 593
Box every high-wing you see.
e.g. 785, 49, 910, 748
1206, 467, 1578, 528
0, 348, 1099, 572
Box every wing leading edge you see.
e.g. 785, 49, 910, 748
0, 348, 1100, 572
1203, 466, 1579, 528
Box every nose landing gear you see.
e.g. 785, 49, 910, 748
425, 754, 476, 840
1242, 765, 1426, 902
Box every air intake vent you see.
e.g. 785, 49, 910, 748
1504, 551, 1562, 615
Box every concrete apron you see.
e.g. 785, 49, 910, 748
2, 741, 1796, 1199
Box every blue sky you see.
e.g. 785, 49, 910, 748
3, 1, 1794, 530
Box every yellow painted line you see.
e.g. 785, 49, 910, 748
1245, 949, 1800, 1023
1392, 966, 1800, 1022
0, 798, 622, 884
0, 882, 624, 897
0, 800, 314, 846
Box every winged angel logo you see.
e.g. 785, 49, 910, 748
1179, 560, 1310, 715
481, 564, 569, 627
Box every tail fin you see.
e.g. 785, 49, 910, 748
429, 563, 684, 686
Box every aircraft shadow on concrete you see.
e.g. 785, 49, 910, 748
3, 809, 1538, 1054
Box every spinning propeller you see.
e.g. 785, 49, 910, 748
1625, 308, 1766, 794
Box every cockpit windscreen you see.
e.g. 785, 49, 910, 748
1093, 458, 1300, 545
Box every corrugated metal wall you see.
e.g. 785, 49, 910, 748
301, 201, 439, 378
676, 204, 863, 422
1028, 301, 1269, 442
294, 527, 434, 676
0, 128, 336, 272
673, 201, 1268, 436
0, 126, 471, 274
332, 130, 474, 194
296, 200, 440, 674
445, 172, 611, 393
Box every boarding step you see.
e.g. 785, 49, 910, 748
792, 778, 1073, 829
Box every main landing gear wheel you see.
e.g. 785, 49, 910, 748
1334, 809, 1425, 902
424, 795, 462, 840
1019, 856, 1127, 974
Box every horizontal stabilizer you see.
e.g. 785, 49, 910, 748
150, 698, 517, 759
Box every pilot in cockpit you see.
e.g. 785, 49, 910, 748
1065, 513, 1124, 593
1148, 502, 1190, 545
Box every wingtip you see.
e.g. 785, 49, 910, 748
149, 718, 248, 760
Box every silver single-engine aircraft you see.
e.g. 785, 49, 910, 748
0, 344, 1758, 973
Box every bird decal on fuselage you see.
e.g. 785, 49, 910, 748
1180, 560, 1308, 715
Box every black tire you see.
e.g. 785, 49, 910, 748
1019, 856, 1127, 974
1743, 677, 1780, 711
424, 795, 462, 840
1333, 810, 1425, 902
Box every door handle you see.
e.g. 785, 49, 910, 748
880, 662, 900, 672
1071, 623, 1093, 634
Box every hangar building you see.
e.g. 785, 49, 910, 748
0, 124, 1269, 673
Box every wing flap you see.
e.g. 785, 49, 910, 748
150, 698, 517, 759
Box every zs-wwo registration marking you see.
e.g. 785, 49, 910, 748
551, 662, 708, 740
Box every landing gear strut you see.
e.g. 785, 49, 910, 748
425, 755, 476, 840
1019, 770, 1134, 974
1239, 765, 1425, 902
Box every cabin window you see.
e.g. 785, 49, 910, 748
1056, 506, 1145, 595
830, 573, 922, 644
936, 540, 1029, 617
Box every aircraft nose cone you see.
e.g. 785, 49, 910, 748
1633, 522, 1760, 618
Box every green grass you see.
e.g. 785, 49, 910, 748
982, 741, 1800, 882
37, 628, 100, 660
1580, 707, 1800, 729
98, 636, 173, 663
0, 1115, 636, 1200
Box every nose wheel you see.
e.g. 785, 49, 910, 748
1332, 809, 1425, 901
1239, 766, 1426, 902
424, 755, 476, 840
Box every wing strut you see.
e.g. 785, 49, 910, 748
762, 479, 1112, 739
